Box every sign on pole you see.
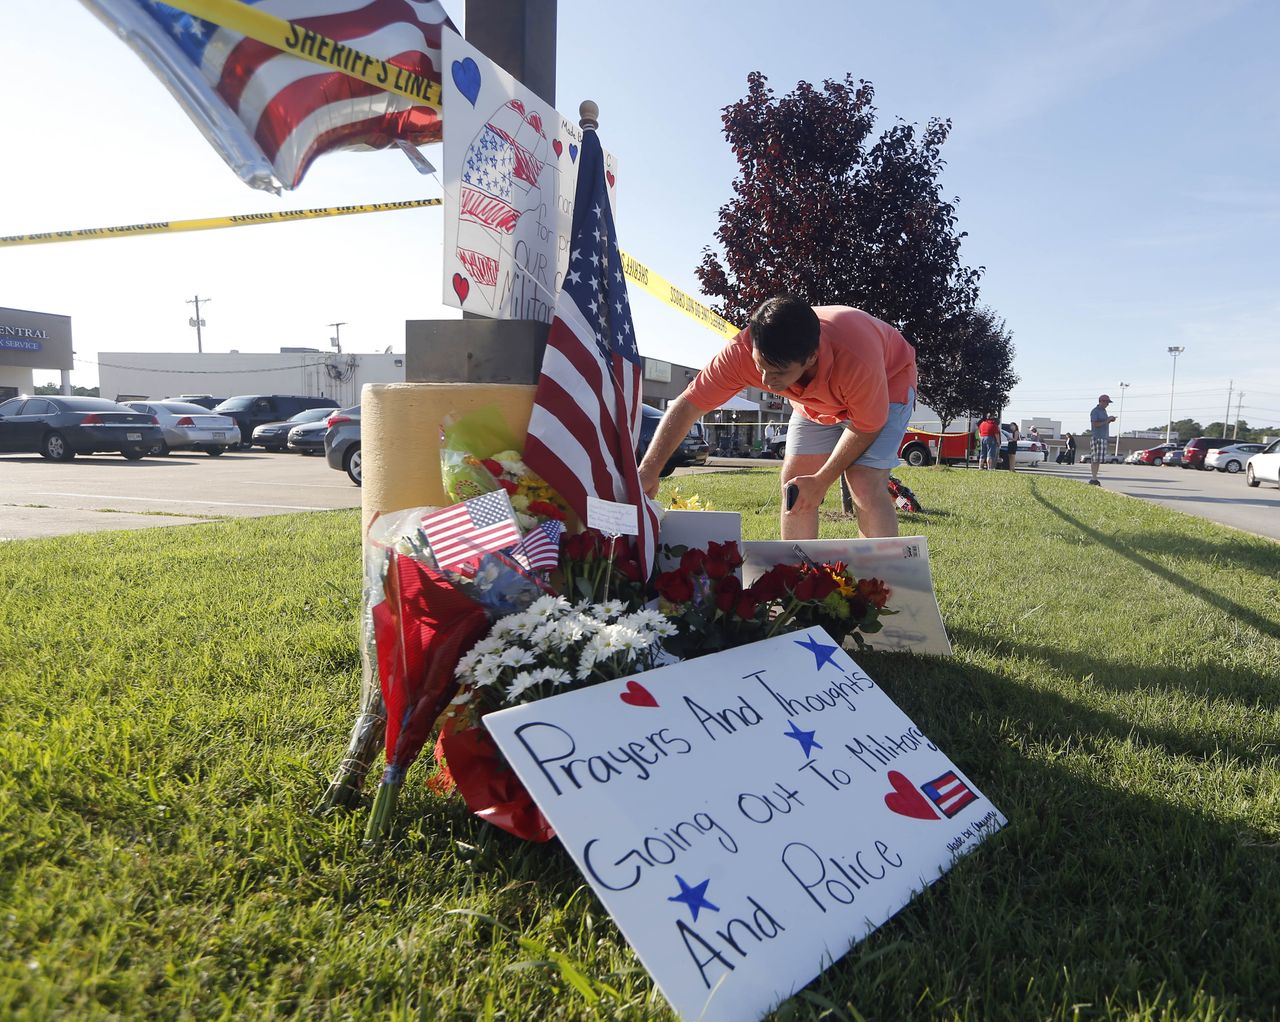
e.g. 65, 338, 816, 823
484, 630, 1005, 1021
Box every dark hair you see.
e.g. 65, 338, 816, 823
748, 296, 820, 368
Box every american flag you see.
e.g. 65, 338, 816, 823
510, 519, 565, 573
421, 490, 521, 573
524, 129, 659, 577
921, 770, 978, 819
82, 0, 453, 190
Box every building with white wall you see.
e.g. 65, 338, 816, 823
97, 350, 405, 409
1, 307, 73, 400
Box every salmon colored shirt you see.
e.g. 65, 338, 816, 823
683, 306, 917, 434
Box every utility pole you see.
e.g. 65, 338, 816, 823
329, 322, 346, 353
1115, 382, 1129, 457
1233, 392, 1244, 439
1222, 380, 1232, 437
187, 295, 210, 353
1166, 346, 1184, 445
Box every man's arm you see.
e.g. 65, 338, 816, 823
785, 422, 882, 513
637, 393, 708, 497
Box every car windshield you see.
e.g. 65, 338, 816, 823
289, 407, 332, 423
160, 402, 214, 414
215, 397, 255, 412
54, 397, 122, 411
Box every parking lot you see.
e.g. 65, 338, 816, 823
2, 449, 1276, 543
0, 449, 361, 540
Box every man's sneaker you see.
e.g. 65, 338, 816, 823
1088, 479, 1101, 486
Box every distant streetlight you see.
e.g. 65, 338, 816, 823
1165, 347, 1185, 444
1114, 382, 1129, 456
187, 295, 211, 353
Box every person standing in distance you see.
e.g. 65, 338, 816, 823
1088, 394, 1116, 485
637, 296, 917, 539
977, 414, 1001, 470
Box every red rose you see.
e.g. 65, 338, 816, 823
680, 548, 707, 575
481, 458, 504, 478
734, 593, 760, 620
498, 478, 518, 494
563, 532, 590, 561
615, 558, 643, 583
856, 577, 891, 610
704, 556, 731, 581
528, 500, 566, 521
794, 570, 838, 602
748, 567, 788, 603
714, 575, 742, 613
655, 570, 694, 604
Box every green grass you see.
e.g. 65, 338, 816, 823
1, 468, 1277, 1021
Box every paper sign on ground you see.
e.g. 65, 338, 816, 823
442, 29, 618, 323
656, 510, 742, 574
484, 630, 1004, 1022
586, 496, 639, 536
744, 536, 952, 656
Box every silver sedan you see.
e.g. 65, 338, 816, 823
122, 400, 241, 456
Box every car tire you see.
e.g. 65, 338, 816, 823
344, 444, 362, 486
1246, 465, 1259, 487
151, 441, 171, 456
121, 447, 148, 461
42, 431, 75, 461
1154, 457, 1163, 465
1224, 460, 1241, 474
205, 446, 225, 457
902, 443, 931, 468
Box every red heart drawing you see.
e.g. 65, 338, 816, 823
552, 139, 564, 158
606, 170, 616, 188
619, 680, 658, 708
452, 273, 470, 303
883, 770, 939, 820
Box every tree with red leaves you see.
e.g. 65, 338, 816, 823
696, 72, 995, 410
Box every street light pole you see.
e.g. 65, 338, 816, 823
329, 322, 347, 353
1114, 381, 1129, 457
187, 295, 211, 353
1165, 346, 1184, 445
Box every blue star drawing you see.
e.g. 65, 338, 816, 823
783, 719, 823, 758
795, 633, 840, 671
667, 875, 720, 922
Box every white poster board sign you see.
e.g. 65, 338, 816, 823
744, 536, 952, 656
484, 630, 1005, 1022
656, 509, 742, 574
442, 29, 618, 322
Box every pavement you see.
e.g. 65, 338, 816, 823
1, 451, 1275, 543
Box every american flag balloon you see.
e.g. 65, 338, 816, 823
81, 0, 454, 191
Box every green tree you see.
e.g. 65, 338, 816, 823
922, 307, 1018, 432
1149, 418, 1202, 440
35, 384, 99, 397
696, 72, 985, 404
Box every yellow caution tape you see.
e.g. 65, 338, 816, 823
905, 427, 973, 438
158, 0, 442, 111
0, 199, 441, 247
618, 250, 740, 340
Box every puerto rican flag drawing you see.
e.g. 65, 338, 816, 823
81, 0, 454, 190
921, 770, 978, 819
523, 128, 659, 579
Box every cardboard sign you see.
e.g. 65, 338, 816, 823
484, 630, 1005, 1022
587, 496, 639, 536
743, 537, 952, 656
442, 29, 619, 323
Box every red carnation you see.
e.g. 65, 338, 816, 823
527, 500, 566, 521
856, 577, 891, 610
480, 458, 504, 478
655, 570, 694, 604
498, 478, 518, 494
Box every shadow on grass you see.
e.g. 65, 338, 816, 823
1096, 527, 1278, 575
421, 652, 1280, 1021
1027, 480, 1278, 640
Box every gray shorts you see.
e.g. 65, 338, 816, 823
784, 389, 915, 470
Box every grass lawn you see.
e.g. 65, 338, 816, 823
1, 467, 1277, 1021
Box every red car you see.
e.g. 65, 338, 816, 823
1136, 443, 1182, 465
1181, 436, 1234, 470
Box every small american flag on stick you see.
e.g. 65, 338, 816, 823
510, 520, 565, 573
421, 490, 521, 573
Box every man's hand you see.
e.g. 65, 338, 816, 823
783, 473, 828, 514
638, 461, 662, 499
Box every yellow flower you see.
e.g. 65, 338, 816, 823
667, 487, 714, 511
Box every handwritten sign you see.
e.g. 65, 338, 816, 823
484, 630, 1005, 1021
442, 29, 618, 323
743, 537, 952, 656
587, 496, 639, 536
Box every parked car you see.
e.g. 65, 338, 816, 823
0, 395, 162, 461
251, 406, 335, 451
1245, 439, 1280, 488
286, 418, 330, 455
169, 394, 227, 410
1162, 448, 1185, 467
213, 394, 338, 449
1001, 430, 1047, 468
324, 406, 362, 486
1181, 436, 1234, 470
1135, 442, 1182, 465
637, 404, 710, 476
1081, 450, 1123, 464
122, 400, 240, 455
1204, 442, 1265, 474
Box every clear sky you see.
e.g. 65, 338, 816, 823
3, 0, 1278, 434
